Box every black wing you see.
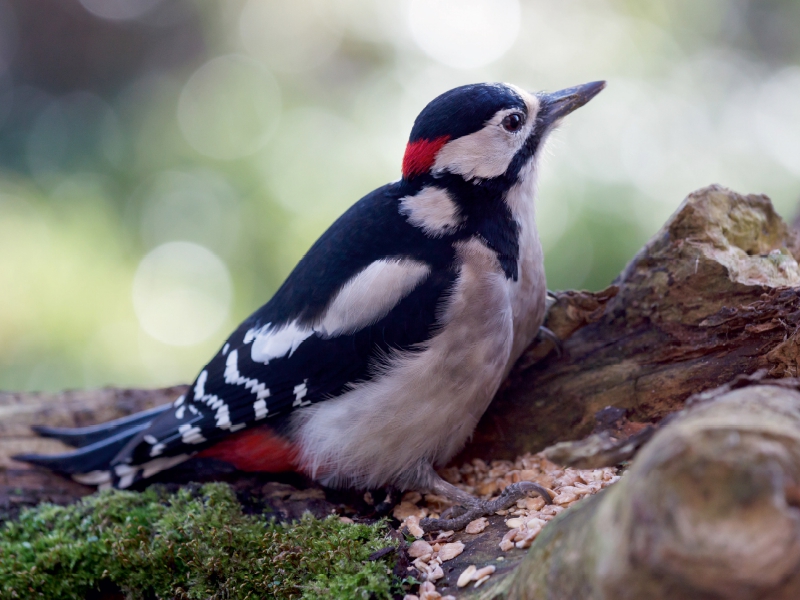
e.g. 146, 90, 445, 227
112, 181, 458, 476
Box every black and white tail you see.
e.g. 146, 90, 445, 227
13, 404, 170, 487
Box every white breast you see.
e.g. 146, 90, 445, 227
291, 237, 516, 490
505, 159, 547, 368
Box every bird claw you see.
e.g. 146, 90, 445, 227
537, 325, 564, 358
545, 289, 559, 311
420, 481, 552, 532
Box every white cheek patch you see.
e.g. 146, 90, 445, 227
316, 259, 431, 337
433, 86, 540, 181
399, 186, 463, 237
247, 321, 314, 364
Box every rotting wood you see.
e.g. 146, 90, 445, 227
458, 184, 800, 462
484, 376, 800, 600
0, 386, 187, 514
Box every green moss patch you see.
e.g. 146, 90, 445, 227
0, 483, 406, 599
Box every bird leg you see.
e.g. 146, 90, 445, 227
418, 468, 552, 533
536, 290, 563, 357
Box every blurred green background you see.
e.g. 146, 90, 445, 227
1, 0, 800, 392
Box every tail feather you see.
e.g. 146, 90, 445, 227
31, 404, 170, 448
14, 421, 152, 475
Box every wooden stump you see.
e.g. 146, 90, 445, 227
495, 377, 800, 600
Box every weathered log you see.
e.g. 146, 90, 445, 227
459, 184, 800, 462
488, 376, 800, 600
0, 386, 187, 514
3, 185, 800, 513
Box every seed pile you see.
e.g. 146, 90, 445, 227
398, 452, 620, 598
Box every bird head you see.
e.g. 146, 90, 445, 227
401, 81, 605, 185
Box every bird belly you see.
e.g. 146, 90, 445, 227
291, 238, 515, 490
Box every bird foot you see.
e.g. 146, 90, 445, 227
537, 325, 564, 358
420, 481, 552, 533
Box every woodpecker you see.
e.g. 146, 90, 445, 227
17, 81, 605, 531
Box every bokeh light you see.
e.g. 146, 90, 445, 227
26, 92, 122, 180
408, 0, 520, 69
239, 0, 342, 73
137, 169, 241, 257
757, 67, 800, 177
177, 55, 281, 160
132, 242, 232, 347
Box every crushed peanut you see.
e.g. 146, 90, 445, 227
465, 517, 489, 534
402, 451, 621, 598
457, 565, 477, 588
404, 515, 424, 538
408, 540, 433, 558
437, 541, 465, 561
402, 451, 618, 555
473, 565, 496, 580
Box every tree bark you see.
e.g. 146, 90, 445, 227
491, 376, 800, 600
0, 386, 187, 513
458, 184, 800, 463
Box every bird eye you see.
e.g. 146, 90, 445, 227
502, 113, 524, 132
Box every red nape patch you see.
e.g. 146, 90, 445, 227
402, 135, 450, 178
198, 426, 298, 473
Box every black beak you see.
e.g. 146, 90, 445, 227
538, 80, 606, 126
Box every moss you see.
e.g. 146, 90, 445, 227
0, 483, 407, 600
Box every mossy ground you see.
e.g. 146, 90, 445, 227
0, 482, 410, 599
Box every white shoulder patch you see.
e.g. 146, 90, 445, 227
399, 186, 462, 237
243, 259, 430, 363
316, 258, 431, 337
